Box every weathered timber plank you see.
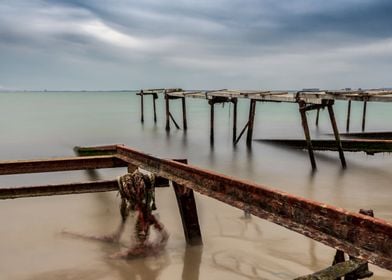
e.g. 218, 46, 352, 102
110, 144, 392, 270
74, 145, 118, 156
0, 155, 127, 175
257, 139, 392, 154
339, 131, 392, 140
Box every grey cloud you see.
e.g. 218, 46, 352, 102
0, 0, 392, 90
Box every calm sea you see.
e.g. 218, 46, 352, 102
0, 91, 391, 279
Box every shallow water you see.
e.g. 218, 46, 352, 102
0, 91, 391, 279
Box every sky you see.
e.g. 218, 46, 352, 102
1, 0, 392, 91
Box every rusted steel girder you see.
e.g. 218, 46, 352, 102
0, 155, 127, 175
0, 178, 171, 200
0, 180, 119, 199
109, 144, 392, 271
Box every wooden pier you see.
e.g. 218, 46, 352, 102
137, 88, 392, 169
1, 144, 392, 278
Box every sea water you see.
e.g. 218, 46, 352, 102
0, 91, 391, 279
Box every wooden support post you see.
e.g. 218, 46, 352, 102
210, 102, 214, 144
327, 104, 347, 168
246, 99, 257, 146
182, 97, 188, 130
315, 108, 320, 126
346, 100, 351, 132
232, 98, 238, 143
172, 159, 203, 246
165, 91, 170, 131
153, 93, 157, 123
140, 90, 144, 123
299, 101, 317, 170
362, 101, 367, 132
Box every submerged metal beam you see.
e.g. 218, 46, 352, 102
0, 155, 127, 175
110, 144, 392, 271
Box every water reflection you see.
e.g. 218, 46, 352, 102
181, 245, 202, 280
212, 250, 293, 280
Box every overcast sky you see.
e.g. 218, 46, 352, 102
1, 0, 392, 90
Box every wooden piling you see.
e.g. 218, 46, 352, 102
346, 100, 351, 132
362, 101, 367, 132
165, 91, 170, 131
299, 101, 317, 169
233, 98, 238, 143
182, 97, 188, 130
246, 100, 257, 146
140, 90, 144, 123
327, 104, 347, 168
153, 93, 157, 123
315, 108, 320, 126
210, 102, 214, 144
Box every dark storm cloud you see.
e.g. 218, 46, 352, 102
0, 0, 392, 90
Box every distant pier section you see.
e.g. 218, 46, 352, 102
138, 88, 392, 169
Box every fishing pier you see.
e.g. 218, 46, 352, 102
1, 144, 392, 278
139, 88, 392, 169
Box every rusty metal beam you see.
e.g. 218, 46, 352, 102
0, 155, 127, 175
0, 178, 171, 200
0, 180, 119, 199
109, 144, 392, 271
